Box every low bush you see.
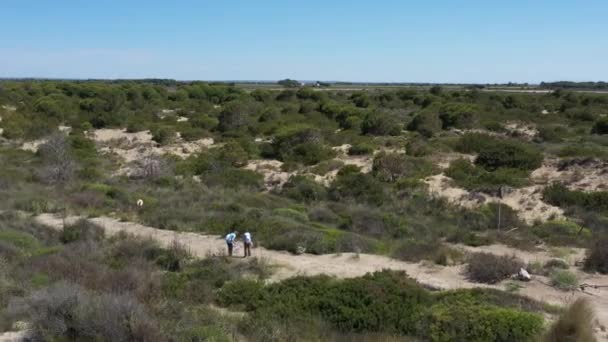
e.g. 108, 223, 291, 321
466, 253, 523, 284
407, 111, 442, 137
543, 258, 569, 271
533, 220, 591, 247
281, 175, 328, 203
557, 143, 608, 160
475, 140, 543, 171
446, 158, 529, 190
372, 152, 436, 183
405, 137, 431, 157
151, 126, 175, 145
7, 282, 163, 341
543, 298, 595, 342
329, 169, 386, 205
591, 117, 608, 135
454, 133, 498, 154
392, 240, 464, 265
348, 143, 374, 155
549, 270, 578, 291
584, 233, 608, 274
543, 183, 608, 213
60, 219, 105, 244
309, 159, 344, 175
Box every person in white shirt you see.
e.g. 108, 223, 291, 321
225, 231, 238, 256
243, 232, 253, 257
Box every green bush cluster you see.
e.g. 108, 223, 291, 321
543, 183, 608, 213
218, 270, 544, 341
533, 220, 590, 247
446, 158, 529, 191
475, 140, 543, 171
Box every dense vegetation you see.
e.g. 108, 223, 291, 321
1, 79, 607, 340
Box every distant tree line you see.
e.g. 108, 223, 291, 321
541, 81, 608, 90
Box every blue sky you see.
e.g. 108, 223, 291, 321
1, 1, 606, 83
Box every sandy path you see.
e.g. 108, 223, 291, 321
33, 213, 608, 338
0, 331, 26, 342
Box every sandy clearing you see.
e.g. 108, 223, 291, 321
90, 128, 214, 176
20, 140, 46, 153
243, 159, 293, 189
1, 105, 17, 112
532, 158, 608, 192
451, 122, 538, 141
0, 331, 26, 342
503, 122, 539, 140
424, 174, 564, 224
244, 145, 378, 190
32, 213, 608, 336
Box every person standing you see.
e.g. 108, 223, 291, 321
225, 231, 238, 256
243, 231, 253, 257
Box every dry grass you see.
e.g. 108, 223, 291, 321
543, 298, 596, 342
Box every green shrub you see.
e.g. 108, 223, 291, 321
217, 279, 264, 311
271, 125, 335, 165
591, 117, 608, 134
454, 133, 498, 154
217, 270, 544, 341
438, 103, 477, 129
272, 208, 309, 223
60, 219, 105, 244
151, 126, 175, 145
348, 143, 374, 155
557, 144, 608, 160
329, 169, 386, 205
543, 183, 608, 212
281, 176, 328, 203
584, 233, 608, 274
309, 159, 344, 175
549, 270, 578, 291
475, 140, 543, 171
405, 138, 431, 157
361, 112, 401, 136
420, 299, 543, 342
392, 240, 463, 265
407, 111, 442, 137
533, 220, 590, 246
0, 230, 40, 251
466, 253, 523, 284
372, 153, 436, 183
446, 158, 529, 190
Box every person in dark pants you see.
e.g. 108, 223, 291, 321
225, 231, 237, 256
243, 231, 253, 257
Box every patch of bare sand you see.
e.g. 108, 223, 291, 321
33, 213, 608, 334
451, 122, 538, 141
532, 158, 608, 192
0, 330, 26, 342
332, 144, 375, 173
91, 128, 214, 176
20, 140, 45, 153
503, 121, 539, 140
244, 159, 293, 189
431, 152, 476, 170
424, 174, 564, 224
245, 145, 379, 190
1, 105, 17, 112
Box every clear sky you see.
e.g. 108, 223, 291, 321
1, 0, 606, 83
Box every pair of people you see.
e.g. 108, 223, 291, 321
225, 231, 253, 257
